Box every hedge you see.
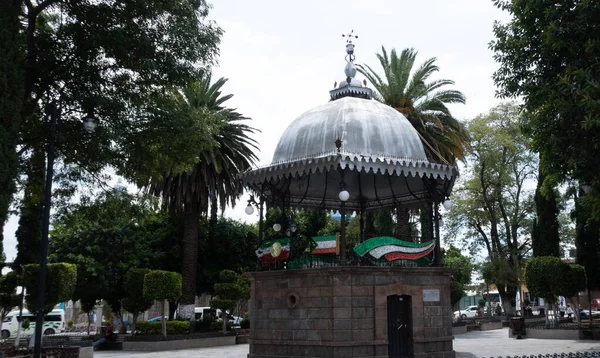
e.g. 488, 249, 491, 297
134, 320, 191, 335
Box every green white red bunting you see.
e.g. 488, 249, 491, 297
311, 234, 338, 255
255, 238, 290, 263
353, 236, 435, 262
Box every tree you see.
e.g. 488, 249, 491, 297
23, 263, 76, 314
491, 0, 600, 289
197, 217, 258, 296
210, 270, 249, 333
358, 46, 469, 241
9, 0, 222, 278
147, 74, 258, 319
143, 270, 182, 337
0, 272, 21, 333
443, 246, 472, 308
445, 103, 536, 315
122, 268, 153, 335
358, 46, 469, 165
531, 156, 561, 258
50, 191, 178, 332
525, 256, 586, 327
0, 0, 24, 260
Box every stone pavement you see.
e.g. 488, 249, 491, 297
94, 327, 600, 358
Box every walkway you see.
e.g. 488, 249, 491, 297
94, 328, 600, 358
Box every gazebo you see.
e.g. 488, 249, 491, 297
242, 36, 459, 358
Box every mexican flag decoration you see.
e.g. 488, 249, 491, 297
354, 237, 435, 262
311, 234, 339, 255
255, 238, 291, 263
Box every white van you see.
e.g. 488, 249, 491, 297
194, 307, 217, 322
1, 309, 66, 338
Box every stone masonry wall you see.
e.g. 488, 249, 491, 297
247, 266, 454, 358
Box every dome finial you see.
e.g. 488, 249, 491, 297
329, 30, 372, 100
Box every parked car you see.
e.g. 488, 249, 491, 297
453, 305, 480, 320
591, 298, 600, 311
148, 316, 168, 322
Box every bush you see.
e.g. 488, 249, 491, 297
210, 320, 232, 331
240, 318, 250, 329
135, 320, 191, 335
22, 318, 30, 330
67, 320, 74, 328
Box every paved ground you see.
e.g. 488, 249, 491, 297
94, 328, 600, 358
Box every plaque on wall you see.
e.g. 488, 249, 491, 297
422, 289, 440, 302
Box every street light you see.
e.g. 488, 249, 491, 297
34, 102, 98, 358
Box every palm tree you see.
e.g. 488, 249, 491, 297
358, 47, 470, 240
358, 47, 469, 164
148, 73, 258, 319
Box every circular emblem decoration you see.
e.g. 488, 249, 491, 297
271, 242, 282, 258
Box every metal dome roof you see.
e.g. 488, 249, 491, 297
272, 96, 427, 164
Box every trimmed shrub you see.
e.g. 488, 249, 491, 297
23, 263, 77, 313
135, 320, 191, 335
67, 320, 74, 328
143, 271, 182, 301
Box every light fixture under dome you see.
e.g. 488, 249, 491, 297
443, 198, 453, 210
273, 223, 281, 232
339, 190, 350, 202
438, 216, 444, 227
245, 205, 254, 215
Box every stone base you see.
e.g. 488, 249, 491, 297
247, 266, 454, 358
452, 325, 467, 335
480, 322, 502, 331
122, 336, 236, 351
524, 329, 580, 340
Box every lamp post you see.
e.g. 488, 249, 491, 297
339, 188, 349, 265
33, 101, 97, 358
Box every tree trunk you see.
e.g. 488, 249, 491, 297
131, 312, 138, 335
180, 203, 199, 320
86, 312, 91, 335
161, 300, 167, 337
395, 206, 411, 240
222, 314, 227, 333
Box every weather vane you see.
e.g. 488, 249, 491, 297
342, 30, 358, 62
342, 30, 358, 44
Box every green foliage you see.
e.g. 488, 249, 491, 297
492, 0, 600, 204
22, 318, 30, 330
197, 217, 258, 295
0, 0, 24, 257
358, 46, 469, 164
0, 271, 21, 319
23, 263, 77, 313
531, 164, 560, 257
143, 270, 182, 302
122, 268, 153, 326
50, 192, 179, 313
478, 299, 485, 307
443, 246, 472, 305
210, 320, 232, 331
445, 103, 535, 311
525, 256, 585, 303
240, 317, 250, 329
210, 270, 249, 332
135, 320, 191, 335
67, 320, 74, 328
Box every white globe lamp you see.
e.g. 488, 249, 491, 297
339, 190, 350, 202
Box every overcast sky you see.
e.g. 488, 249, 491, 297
2, 0, 511, 263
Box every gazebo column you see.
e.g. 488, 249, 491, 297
256, 196, 265, 270
340, 201, 347, 265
